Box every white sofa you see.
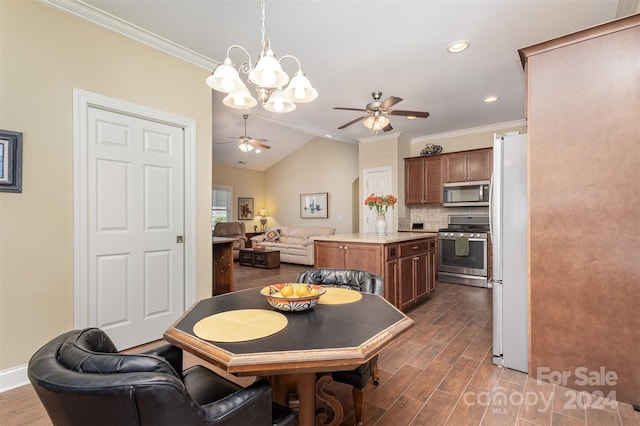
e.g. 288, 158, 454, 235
250, 226, 335, 265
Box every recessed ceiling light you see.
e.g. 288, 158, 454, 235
406, 116, 417, 120
483, 96, 499, 103
447, 40, 469, 53
324, 134, 332, 138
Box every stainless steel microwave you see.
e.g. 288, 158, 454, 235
443, 180, 490, 207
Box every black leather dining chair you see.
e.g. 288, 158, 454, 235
28, 328, 295, 426
295, 268, 384, 425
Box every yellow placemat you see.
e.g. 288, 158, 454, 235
193, 309, 288, 342
318, 287, 363, 305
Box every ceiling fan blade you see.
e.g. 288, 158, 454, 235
333, 107, 367, 112
388, 110, 430, 118
382, 123, 394, 132
379, 96, 403, 111
251, 141, 271, 149
338, 116, 367, 129
216, 141, 238, 145
252, 138, 269, 143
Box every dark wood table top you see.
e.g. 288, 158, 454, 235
164, 287, 414, 376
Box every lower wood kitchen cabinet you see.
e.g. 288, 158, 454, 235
314, 234, 437, 311
398, 238, 436, 311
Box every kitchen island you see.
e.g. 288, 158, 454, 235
313, 232, 438, 311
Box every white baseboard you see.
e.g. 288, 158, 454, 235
0, 364, 29, 393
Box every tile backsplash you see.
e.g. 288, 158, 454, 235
399, 205, 489, 231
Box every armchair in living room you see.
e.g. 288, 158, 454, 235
212, 222, 247, 260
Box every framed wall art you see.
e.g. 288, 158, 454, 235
238, 197, 254, 220
300, 192, 328, 219
0, 129, 23, 193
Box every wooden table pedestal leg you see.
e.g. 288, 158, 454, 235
270, 373, 317, 426
315, 373, 343, 426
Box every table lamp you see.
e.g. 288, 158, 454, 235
258, 208, 270, 231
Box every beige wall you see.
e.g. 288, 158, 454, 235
264, 137, 357, 233
0, 2, 212, 371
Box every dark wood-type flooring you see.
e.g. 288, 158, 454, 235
2, 262, 638, 425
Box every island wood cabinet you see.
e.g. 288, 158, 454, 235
404, 156, 443, 205
398, 238, 436, 311
314, 236, 436, 311
313, 241, 384, 275
443, 148, 492, 183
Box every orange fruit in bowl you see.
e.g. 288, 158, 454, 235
309, 287, 320, 296
295, 285, 309, 297
280, 284, 294, 298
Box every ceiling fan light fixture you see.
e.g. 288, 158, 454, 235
283, 71, 318, 103
447, 40, 470, 53
483, 96, 499, 103
363, 115, 390, 131
238, 141, 254, 152
263, 88, 296, 113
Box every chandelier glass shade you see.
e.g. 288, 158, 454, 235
206, 0, 317, 112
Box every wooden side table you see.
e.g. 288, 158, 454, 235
239, 248, 280, 269
245, 232, 265, 248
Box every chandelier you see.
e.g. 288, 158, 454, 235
206, 0, 318, 112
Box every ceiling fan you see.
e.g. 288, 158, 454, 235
219, 114, 270, 152
334, 91, 430, 132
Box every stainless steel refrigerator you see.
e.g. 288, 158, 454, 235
490, 132, 528, 373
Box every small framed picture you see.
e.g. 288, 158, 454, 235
0, 129, 23, 193
238, 197, 254, 220
300, 192, 328, 219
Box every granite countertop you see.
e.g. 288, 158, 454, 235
397, 228, 440, 233
312, 232, 438, 244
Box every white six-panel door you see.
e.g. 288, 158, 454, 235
362, 166, 392, 233
87, 107, 185, 349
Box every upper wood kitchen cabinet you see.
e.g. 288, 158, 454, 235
443, 148, 492, 183
404, 156, 443, 205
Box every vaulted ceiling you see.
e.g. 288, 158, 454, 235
67, 0, 630, 170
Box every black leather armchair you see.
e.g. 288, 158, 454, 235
295, 268, 384, 425
28, 328, 295, 426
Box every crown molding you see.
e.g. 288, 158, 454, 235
411, 119, 527, 144
358, 131, 403, 144
38, 0, 217, 71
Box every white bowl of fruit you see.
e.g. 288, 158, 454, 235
260, 283, 326, 312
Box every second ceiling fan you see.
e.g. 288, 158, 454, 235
334, 91, 430, 132
220, 114, 270, 153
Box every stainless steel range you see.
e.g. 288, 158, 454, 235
438, 214, 489, 288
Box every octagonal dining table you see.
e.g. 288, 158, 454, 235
164, 286, 414, 426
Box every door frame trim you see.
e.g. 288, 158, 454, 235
72, 88, 197, 329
